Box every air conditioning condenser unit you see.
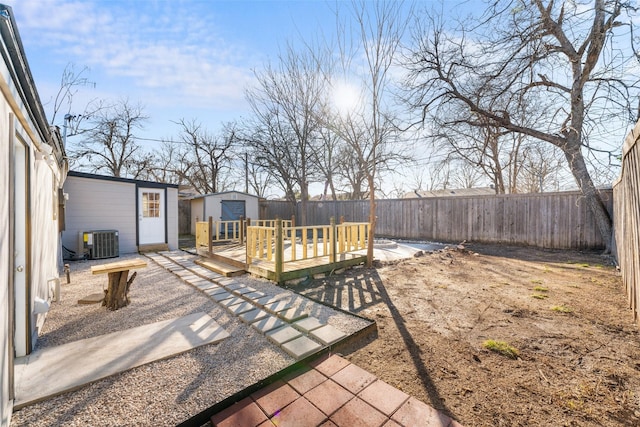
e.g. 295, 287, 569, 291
78, 230, 119, 259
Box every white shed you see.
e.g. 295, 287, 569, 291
190, 191, 260, 234
62, 171, 179, 257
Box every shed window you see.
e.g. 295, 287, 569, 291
142, 192, 160, 218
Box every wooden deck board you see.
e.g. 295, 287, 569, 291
194, 258, 245, 277
248, 254, 367, 283
91, 259, 148, 275
201, 241, 368, 283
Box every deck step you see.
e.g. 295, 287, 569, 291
195, 258, 245, 277
138, 243, 169, 252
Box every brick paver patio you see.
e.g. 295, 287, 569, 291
211, 354, 463, 427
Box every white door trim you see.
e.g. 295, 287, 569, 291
12, 122, 30, 358
138, 187, 165, 245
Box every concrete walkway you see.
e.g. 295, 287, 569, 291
211, 353, 463, 427
13, 312, 229, 408
147, 251, 353, 360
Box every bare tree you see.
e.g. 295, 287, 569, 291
245, 159, 275, 198
71, 99, 148, 177
241, 113, 301, 210
49, 63, 95, 125
426, 157, 453, 190
168, 119, 236, 194
518, 142, 565, 193
314, 115, 342, 200
244, 43, 327, 225
332, 0, 410, 265
406, 0, 639, 251
450, 160, 486, 190
333, 118, 372, 200
141, 140, 182, 184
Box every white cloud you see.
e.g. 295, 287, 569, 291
12, 0, 255, 111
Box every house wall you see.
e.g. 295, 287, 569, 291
166, 187, 178, 250
29, 156, 63, 338
1, 5, 65, 422
62, 176, 137, 254
0, 70, 13, 427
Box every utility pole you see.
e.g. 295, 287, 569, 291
245, 152, 249, 194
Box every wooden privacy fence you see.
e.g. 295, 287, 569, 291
261, 190, 612, 250
613, 120, 640, 321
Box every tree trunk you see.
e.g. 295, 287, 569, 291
564, 144, 612, 253
300, 184, 308, 227
366, 174, 376, 268
103, 270, 137, 310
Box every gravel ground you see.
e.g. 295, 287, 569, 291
10, 251, 371, 427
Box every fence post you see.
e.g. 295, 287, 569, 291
330, 216, 336, 263
239, 216, 245, 244
291, 215, 296, 228
275, 219, 283, 283
208, 216, 213, 255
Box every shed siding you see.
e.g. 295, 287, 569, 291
190, 199, 204, 234
62, 177, 137, 254
166, 187, 178, 250
191, 192, 259, 233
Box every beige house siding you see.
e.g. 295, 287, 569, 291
1, 5, 68, 424
0, 67, 13, 427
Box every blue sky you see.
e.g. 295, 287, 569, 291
6, 0, 637, 195
10, 0, 358, 143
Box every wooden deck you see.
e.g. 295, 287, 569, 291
195, 220, 370, 283
248, 254, 367, 283
197, 241, 368, 283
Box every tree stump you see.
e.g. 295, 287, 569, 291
102, 270, 137, 310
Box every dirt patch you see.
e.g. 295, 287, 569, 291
289, 244, 640, 426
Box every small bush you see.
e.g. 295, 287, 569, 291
533, 286, 548, 292
482, 339, 519, 359
551, 305, 572, 313
531, 294, 548, 299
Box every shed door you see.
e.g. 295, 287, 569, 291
221, 200, 245, 221
138, 188, 165, 245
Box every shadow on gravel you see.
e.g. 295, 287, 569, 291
294, 268, 453, 418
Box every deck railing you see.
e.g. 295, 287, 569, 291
195, 217, 296, 250
251, 219, 293, 229
195, 219, 243, 247
246, 218, 369, 280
